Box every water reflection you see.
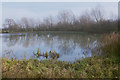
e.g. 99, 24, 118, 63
2, 32, 100, 62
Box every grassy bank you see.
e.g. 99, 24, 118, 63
2, 32, 119, 78
2, 56, 119, 78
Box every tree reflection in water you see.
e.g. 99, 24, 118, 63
2, 32, 100, 62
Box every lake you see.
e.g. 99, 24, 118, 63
1, 31, 101, 62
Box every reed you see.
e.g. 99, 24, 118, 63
101, 32, 119, 58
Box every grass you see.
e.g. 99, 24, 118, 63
1, 32, 119, 78
2, 56, 118, 78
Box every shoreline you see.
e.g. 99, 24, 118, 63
0, 30, 114, 34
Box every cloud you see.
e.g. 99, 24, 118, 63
2, 7, 60, 23
3, 7, 41, 20
65, 4, 118, 18
2, 2, 118, 23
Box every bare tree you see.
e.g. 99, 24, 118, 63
57, 10, 74, 24
79, 11, 93, 25
4, 19, 18, 30
48, 16, 53, 27
91, 8, 104, 23
2, 8, 117, 33
21, 17, 29, 28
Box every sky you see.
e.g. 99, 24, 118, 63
1, 2, 119, 26
1, 0, 119, 2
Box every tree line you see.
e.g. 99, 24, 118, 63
2, 8, 118, 33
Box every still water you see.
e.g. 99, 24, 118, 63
1, 31, 100, 62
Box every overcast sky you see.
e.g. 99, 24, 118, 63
2, 2, 118, 23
